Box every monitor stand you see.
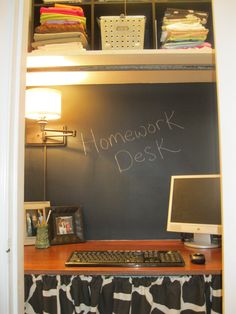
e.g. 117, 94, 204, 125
184, 233, 220, 249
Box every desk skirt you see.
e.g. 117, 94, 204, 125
24, 274, 222, 314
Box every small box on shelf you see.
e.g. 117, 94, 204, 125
100, 14, 146, 50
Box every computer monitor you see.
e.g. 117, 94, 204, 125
167, 174, 222, 248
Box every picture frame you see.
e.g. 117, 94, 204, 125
47, 206, 85, 245
24, 201, 51, 245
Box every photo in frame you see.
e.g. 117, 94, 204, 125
24, 201, 51, 245
47, 206, 85, 245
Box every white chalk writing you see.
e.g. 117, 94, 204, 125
115, 138, 182, 173
78, 110, 184, 173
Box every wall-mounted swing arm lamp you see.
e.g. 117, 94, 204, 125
25, 88, 76, 146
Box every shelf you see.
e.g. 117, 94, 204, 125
29, 0, 214, 85
33, 0, 211, 4
26, 49, 216, 85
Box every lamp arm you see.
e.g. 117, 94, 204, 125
44, 128, 76, 135
44, 132, 76, 138
42, 128, 76, 142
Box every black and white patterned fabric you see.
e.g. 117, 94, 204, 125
24, 274, 222, 314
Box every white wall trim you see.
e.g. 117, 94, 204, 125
0, 0, 29, 313
212, 1, 236, 313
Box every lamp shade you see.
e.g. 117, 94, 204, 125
25, 88, 61, 121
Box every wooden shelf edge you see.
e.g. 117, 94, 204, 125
26, 49, 215, 85
26, 69, 216, 86
24, 269, 222, 276
27, 48, 215, 67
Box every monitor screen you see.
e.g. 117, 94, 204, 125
167, 174, 222, 248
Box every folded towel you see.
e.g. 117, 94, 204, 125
162, 31, 208, 42
34, 31, 87, 41
43, 0, 82, 3
30, 42, 85, 54
55, 3, 84, 12
162, 41, 206, 49
35, 23, 86, 34
40, 7, 84, 17
162, 22, 206, 32
37, 42, 84, 50
40, 13, 86, 26
31, 34, 88, 48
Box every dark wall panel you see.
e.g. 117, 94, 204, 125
25, 83, 219, 240
25, 148, 45, 201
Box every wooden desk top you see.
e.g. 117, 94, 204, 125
24, 240, 222, 276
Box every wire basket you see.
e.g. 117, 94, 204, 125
100, 15, 146, 50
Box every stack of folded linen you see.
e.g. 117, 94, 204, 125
43, 0, 82, 3
29, 42, 86, 55
160, 8, 211, 49
31, 3, 88, 52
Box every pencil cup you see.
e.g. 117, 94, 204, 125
35, 224, 50, 249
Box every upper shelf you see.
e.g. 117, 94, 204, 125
26, 48, 216, 85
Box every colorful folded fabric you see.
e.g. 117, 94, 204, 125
42, 20, 83, 24
163, 8, 208, 25
43, 0, 82, 3
162, 41, 205, 49
34, 31, 87, 41
33, 3, 88, 51
161, 29, 208, 42
160, 7, 210, 50
162, 22, 206, 32
37, 42, 84, 50
40, 13, 86, 25
31, 34, 88, 49
40, 7, 84, 17
29, 42, 86, 55
35, 22, 85, 34
162, 41, 212, 49
55, 3, 84, 12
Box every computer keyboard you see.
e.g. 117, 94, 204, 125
65, 250, 185, 267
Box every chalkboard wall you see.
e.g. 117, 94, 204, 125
25, 83, 219, 240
